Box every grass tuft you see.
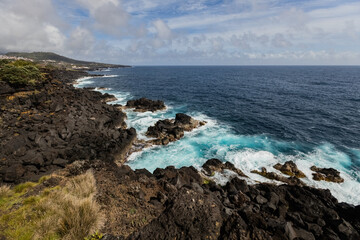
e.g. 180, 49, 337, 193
13, 182, 37, 193
0, 185, 12, 198
0, 170, 103, 240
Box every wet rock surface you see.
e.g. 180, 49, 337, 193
251, 167, 306, 186
202, 158, 247, 178
126, 98, 166, 112
2, 67, 359, 239
146, 113, 206, 145
0, 69, 136, 183
311, 166, 345, 183
273, 161, 306, 178
68, 159, 360, 239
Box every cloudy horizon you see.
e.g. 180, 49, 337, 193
0, 0, 360, 65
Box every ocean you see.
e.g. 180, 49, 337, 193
75, 66, 360, 204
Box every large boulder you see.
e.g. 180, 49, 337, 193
126, 98, 166, 112
146, 113, 205, 145
202, 158, 247, 178
310, 166, 344, 183
273, 161, 306, 178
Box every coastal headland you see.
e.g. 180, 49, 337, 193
0, 58, 359, 239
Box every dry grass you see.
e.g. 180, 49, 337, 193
63, 170, 97, 199
0, 185, 11, 198
1, 170, 103, 240
35, 170, 104, 239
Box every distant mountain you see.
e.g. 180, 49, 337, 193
5, 52, 130, 69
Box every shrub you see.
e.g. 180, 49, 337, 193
0, 60, 45, 87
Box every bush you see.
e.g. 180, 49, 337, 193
0, 60, 45, 87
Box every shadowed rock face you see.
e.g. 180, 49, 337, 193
146, 113, 206, 145
0, 69, 136, 183
68, 159, 360, 240
311, 166, 344, 183
126, 98, 166, 112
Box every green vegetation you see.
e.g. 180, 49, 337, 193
0, 60, 45, 87
0, 171, 103, 240
5, 52, 129, 69
13, 182, 38, 193
203, 178, 211, 185
85, 231, 103, 240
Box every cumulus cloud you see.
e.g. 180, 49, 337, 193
153, 20, 172, 40
1, 0, 360, 64
75, 0, 130, 36
0, 0, 66, 52
66, 27, 96, 56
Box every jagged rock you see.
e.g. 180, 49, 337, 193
127, 188, 223, 240
101, 93, 118, 103
126, 98, 166, 112
202, 158, 247, 177
146, 113, 205, 145
310, 166, 344, 183
273, 161, 306, 178
251, 167, 305, 186
0, 69, 134, 183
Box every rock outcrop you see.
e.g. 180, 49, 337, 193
126, 98, 166, 112
251, 167, 306, 186
273, 161, 306, 178
311, 166, 344, 183
202, 158, 247, 177
66, 159, 360, 240
0, 69, 136, 183
146, 113, 206, 145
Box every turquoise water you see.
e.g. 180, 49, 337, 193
75, 66, 360, 204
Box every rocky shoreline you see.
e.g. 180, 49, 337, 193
0, 67, 359, 239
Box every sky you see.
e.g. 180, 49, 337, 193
0, 0, 360, 65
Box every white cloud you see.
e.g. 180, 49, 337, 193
153, 20, 172, 40
75, 0, 130, 36
1, 0, 360, 64
0, 0, 66, 52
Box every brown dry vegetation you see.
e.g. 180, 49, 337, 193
0, 170, 103, 240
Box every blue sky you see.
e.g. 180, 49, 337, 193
0, 0, 360, 65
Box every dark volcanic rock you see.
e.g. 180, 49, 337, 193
88, 160, 360, 239
146, 113, 206, 145
273, 161, 306, 178
310, 166, 344, 183
251, 167, 305, 186
128, 188, 223, 240
0, 69, 135, 183
126, 98, 166, 112
202, 158, 247, 177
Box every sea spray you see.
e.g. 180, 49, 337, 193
76, 68, 360, 205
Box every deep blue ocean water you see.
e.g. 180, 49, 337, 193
76, 66, 360, 204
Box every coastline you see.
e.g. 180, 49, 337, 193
1, 67, 359, 239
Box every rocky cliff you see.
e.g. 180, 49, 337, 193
0, 69, 136, 183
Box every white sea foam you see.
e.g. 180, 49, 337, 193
75, 75, 360, 205
102, 74, 119, 78
74, 76, 96, 87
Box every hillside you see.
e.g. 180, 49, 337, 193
5, 52, 130, 70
